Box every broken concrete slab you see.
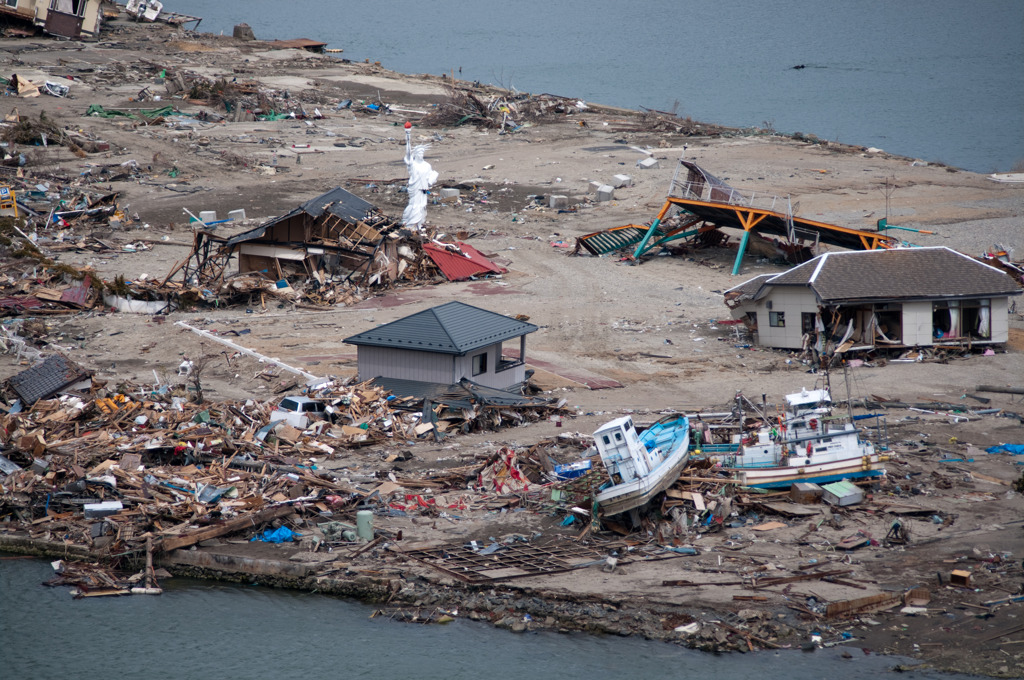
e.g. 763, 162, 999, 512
549, 195, 569, 209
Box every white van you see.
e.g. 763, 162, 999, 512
269, 396, 327, 429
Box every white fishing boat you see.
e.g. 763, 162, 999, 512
593, 414, 690, 516
708, 387, 887, 489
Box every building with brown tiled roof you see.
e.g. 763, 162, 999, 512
724, 247, 1021, 352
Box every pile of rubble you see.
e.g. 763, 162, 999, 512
157, 214, 507, 310
420, 86, 592, 131
0, 177, 510, 314
0, 361, 572, 554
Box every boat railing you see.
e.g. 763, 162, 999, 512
694, 443, 737, 455
856, 414, 891, 450
709, 455, 779, 469
670, 179, 793, 214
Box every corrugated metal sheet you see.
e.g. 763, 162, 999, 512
59, 282, 92, 308
422, 242, 505, 282
577, 225, 656, 256
0, 296, 42, 311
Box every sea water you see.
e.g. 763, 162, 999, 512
0, 556, 980, 680
167, 0, 1024, 173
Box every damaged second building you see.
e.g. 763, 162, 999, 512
725, 247, 1022, 353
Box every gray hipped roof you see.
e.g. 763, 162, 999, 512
344, 301, 538, 355
723, 273, 775, 303
742, 247, 1021, 304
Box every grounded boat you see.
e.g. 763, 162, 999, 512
707, 387, 887, 489
593, 413, 690, 516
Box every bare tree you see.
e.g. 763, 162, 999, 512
186, 344, 216, 404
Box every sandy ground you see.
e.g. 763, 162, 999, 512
3, 18, 1024, 677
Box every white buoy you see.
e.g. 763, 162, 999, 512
356, 510, 374, 541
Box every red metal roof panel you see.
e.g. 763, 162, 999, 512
0, 296, 42, 311
422, 242, 506, 282
60, 282, 92, 308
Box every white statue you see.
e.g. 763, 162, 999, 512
402, 123, 438, 230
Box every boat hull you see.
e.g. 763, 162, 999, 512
596, 450, 690, 515
595, 414, 690, 516
733, 453, 887, 489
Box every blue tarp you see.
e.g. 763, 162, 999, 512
250, 526, 300, 543
554, 460, 592, 480
987, 444, 1024, 455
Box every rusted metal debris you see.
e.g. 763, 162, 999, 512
398, 537, 616, 584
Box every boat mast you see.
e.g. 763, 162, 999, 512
842, 361, 854, 422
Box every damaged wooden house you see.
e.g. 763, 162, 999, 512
167, 187, 507, 307
724, 246, 1022, 354
222, 186, 401, 284
0, 0, 104, 40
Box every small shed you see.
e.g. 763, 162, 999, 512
343, 301, 537, 392
790, 482, 823, 504
821, 480, 864, 507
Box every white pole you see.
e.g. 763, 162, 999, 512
174, 321, 325, 384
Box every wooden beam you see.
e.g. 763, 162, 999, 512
157, 504, 294, 553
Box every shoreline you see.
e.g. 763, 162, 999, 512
1, 15, 1023, 680
4, 509, 1021, 680
0, 533, 910, 657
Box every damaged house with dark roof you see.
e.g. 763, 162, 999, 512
724, 247, 1022, 353
174, 187, 507, 299
223, 186, 401, 284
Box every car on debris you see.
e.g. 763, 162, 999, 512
269, 396, 328, 429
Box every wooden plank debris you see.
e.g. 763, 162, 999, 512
158, 504, 295, 552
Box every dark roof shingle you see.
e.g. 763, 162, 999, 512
761, 247, 1021, 303
7, 354, 91, 404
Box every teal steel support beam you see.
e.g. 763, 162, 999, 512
632, 218, 662, 259
732, 229, 751, 275
652, 226, 702, 248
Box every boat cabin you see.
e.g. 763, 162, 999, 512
785, 388, 830, 415
594, 416, 660, 485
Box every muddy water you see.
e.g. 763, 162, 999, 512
1, 555, 978, 680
